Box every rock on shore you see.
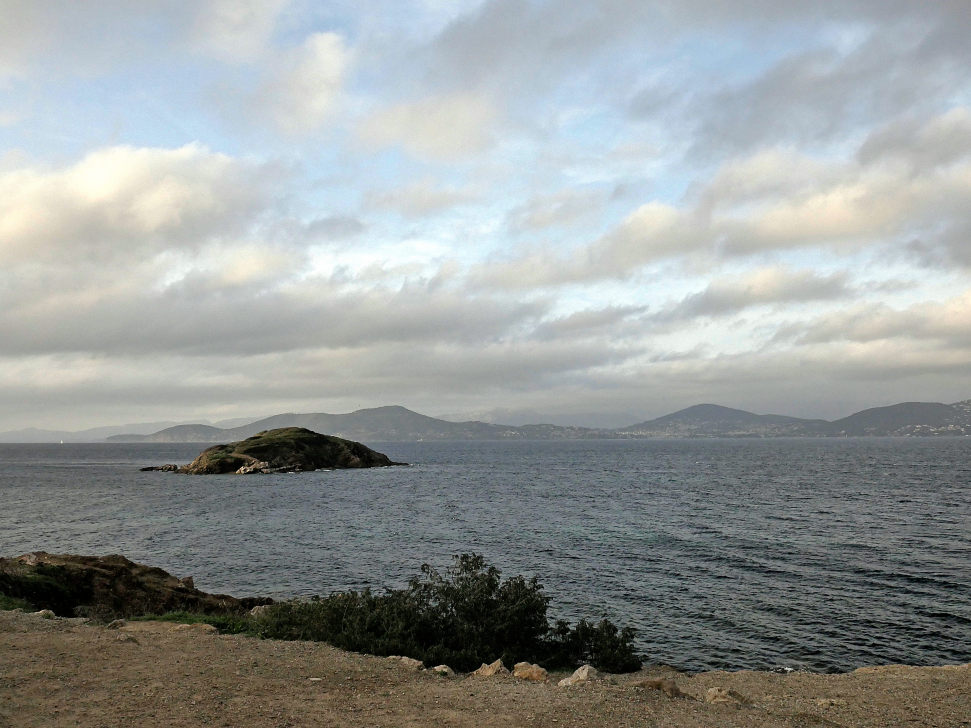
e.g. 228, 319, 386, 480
144, 427, 405, 474
0, 552, 270, 619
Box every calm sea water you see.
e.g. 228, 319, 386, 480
2, 438, 969, 673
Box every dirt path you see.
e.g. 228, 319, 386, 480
1, 610, 968, 728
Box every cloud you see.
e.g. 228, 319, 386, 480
358, 92, 496, 160
303, 215, 366, 240
0, 259, 549, 357
0, 144, 276, 264
659, 267, 851, 321
365, 177, 478, 217
790, 291, 971, 347
856, 108, 971, 171
187, 0, 289, 63
533, 305, 647, 341
254, 32, 350, 134
476, 108, 971, 287
506, 189, 604, 232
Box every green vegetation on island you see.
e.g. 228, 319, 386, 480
143, 427, 404, 474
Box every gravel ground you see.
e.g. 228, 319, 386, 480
1, 610, 968, 728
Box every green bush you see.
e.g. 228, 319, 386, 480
0, 593, 35, 611
252, 554, 641, 673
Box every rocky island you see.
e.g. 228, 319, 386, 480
143, 427, 404, 474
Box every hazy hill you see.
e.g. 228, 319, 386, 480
0, 421, 183, 443
618, 404, 828, 437
9, 399, 971, 443
108, 406, 607, 443
828, 401, 965, 436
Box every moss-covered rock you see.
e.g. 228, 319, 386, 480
175, 427, 404, 474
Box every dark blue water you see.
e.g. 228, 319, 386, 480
2, 438, 969, 673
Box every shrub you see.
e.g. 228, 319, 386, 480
253, 554, 641, 673
0, 593, 35, 611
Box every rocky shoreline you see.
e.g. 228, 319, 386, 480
3, 552, 969, 726
2, 608, 967, 727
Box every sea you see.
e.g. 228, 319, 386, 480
2, 437, 969, 674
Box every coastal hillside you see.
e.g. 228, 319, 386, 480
617, 404, 829, 438
618, 400, 971, 438
8, 398, 970, 443
107, 405, 605, 443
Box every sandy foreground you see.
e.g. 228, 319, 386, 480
1, 610, 968, 728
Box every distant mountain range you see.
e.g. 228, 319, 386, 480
616, 401, 971, 438
2, 400, 968, 444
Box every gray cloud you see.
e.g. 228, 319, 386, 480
532, 305, 647, 341
787, 293, 971, 347
0, 273, 548, 357
857, 108, 971, 170
658, 268, 851, 321
303, 215, 366, 240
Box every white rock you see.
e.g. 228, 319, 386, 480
558, 664, 600, 687
430, 665, 454, 677
513, 662, 548, 682
472, 659, 509, 677
33, 609, 56, 619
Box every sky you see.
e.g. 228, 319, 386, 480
1, 0, 970, 431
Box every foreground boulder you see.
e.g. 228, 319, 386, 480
0, 552, 270, 619
473, 660, 509, 677
148, 427, 404, 474
513, 662, 548, 682
558, 664, 599, 687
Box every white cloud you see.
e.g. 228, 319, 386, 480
366, 177, 478, 217
359, 92, 496, 160
0, 144, 272, 263
256, 32, 350, 134
476, 108, 971, 287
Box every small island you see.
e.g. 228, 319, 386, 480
143, 427, 404, 474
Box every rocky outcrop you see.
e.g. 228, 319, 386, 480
0, 552, 270, 619
472, 659, 509, 677
512, 662, 548, 682
558, 664, 599, 686
167, 427, 404, 474
633, 677, 691, 699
